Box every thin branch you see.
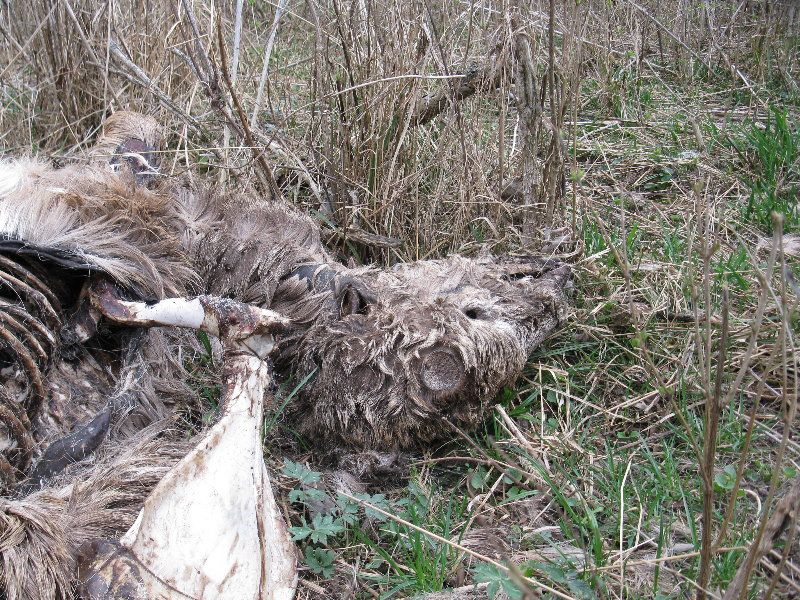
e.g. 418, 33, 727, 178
698, 282, 728, 599
624, 0, 712, 72
251, 0, 289, 128
216, 19, 282, 199
231, 0, 245, 84
107, 40, 204, 134
411, 61, 503, 125
723, 476, 800, 600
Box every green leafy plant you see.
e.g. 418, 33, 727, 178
282, 459, 395, 583
303, 546, 336, 578
290, 513, 345, 545
283, 460, 343, 578
472, 564, 523, 600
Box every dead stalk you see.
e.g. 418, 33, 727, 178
723, 214, 799, 600
512, 7, 542, 241
215, 18, 282, 199
697, 281, 727, 599
713, 224, 782, 549
250, 0, 288, 128
220, 0, 244, 183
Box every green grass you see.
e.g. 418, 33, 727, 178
282, 460, 472, 598
727, 108, 800, 232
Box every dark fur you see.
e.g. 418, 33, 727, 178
273, 256, 570, 449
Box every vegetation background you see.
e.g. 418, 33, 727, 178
1, 0, 799, 598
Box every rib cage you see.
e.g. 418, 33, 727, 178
0, 251, 60, 490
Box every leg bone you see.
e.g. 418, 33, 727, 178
90, 279, 289, 341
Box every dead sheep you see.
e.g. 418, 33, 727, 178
180, 154, 572, 453
0, 112, 571, 599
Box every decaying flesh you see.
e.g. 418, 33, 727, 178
0, 115, 194, 479
0, 111, 571, 599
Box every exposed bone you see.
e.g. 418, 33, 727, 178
0, 300, 57, 348
90, 278, 290, 340
78, 352, 298, 600
0, 401, 33, 473
61, 300, 102, 344
0, 322, 47, 409
0, 267, 61, 329
77, 285, 297, 599
0, 112, 571, 597
0, 309, 49, 362
0, 254, 63, 314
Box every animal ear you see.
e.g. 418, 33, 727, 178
339, 283, 372, 317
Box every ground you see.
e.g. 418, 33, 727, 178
1, 1, 799, 598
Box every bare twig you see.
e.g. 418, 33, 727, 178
623, 0, 712, 72
714, 225, 782, 549
216, 19, 282, 199
250, 0, 289, 128
107, 40, 203, 134
723, 476, 800, 600
698, 282, 728, 599
221, 0, 245, 183
61, 0, 121, 105
723, 215, 799, 600
230, 0, 245, 83
512, 14, 543, 241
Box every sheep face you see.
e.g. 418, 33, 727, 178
275, 255, 571, 450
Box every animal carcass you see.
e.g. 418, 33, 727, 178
0, 111, 571, 599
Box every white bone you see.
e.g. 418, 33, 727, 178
78, 287, 298, 599
111, 353, 297, 599
89, 282, 290, 341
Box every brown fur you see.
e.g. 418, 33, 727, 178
172, 182, 570, 451
0, 424, 188, 600
0, 111, 571, 598
0, 115, 200, 600
273, 255, 570, 450
168, 165, 570, 452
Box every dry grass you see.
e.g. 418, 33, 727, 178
2, 0, 800, 598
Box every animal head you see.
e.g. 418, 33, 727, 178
274, 255, 571, 450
